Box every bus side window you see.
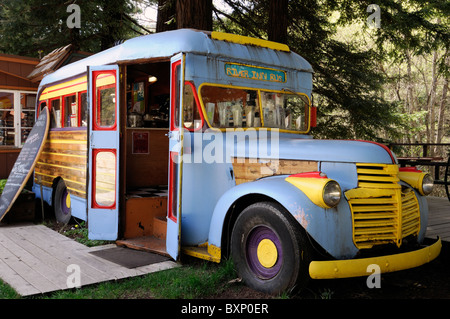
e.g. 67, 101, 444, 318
50, 98, 61, 128
38, 101, 47, 117
79, 92, 88, 127
183, 82, 203, 130
63, 94, 77, 128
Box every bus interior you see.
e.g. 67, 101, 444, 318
118, 60, 171, 255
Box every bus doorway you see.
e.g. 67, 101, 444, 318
117, 60, 171, 256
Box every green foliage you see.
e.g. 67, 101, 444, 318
214, 0, 449, 141
0, 179, 6, 194
0, 0, 145, 57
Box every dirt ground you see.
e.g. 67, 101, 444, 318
215, 240, 450, 300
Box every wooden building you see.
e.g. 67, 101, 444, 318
0, 53, 39, 179
0, 46, 92, 179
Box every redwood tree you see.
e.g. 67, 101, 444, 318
267, 0, 288, 44
176, 0, 213, 31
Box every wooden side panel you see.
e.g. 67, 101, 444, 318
34, 129, 87, 198
232, 158, 318, 185
126, 129, 169, 189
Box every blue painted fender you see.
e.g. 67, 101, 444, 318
208, 175, 359, 259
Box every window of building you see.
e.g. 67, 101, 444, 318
0, 90, 37, 147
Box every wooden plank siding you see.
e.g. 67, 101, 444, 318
34, 129, 87, 198
232, 157, 318, 185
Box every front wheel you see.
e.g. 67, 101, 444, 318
230, 202, 311, 295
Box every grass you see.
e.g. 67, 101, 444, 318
0, 258, 238, 299
43, 258, 237, 299
0, 220, 239, 299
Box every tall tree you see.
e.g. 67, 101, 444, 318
214, 0, 449, 142
156, 0, 177, 32
0, 0, 145, 56
176, 0, 212, 30
267, 0, 288, 44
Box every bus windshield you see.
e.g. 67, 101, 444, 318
199, 85, 310, 132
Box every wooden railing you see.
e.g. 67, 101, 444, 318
388, 143, 450, 201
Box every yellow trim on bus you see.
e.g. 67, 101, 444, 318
211, 31, 290, 52
39, 73, 115, 101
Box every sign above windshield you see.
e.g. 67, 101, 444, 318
225, 63, 286, 83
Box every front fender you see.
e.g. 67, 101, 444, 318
208, 176, 359, 259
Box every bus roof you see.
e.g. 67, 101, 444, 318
40, 29, 313, 87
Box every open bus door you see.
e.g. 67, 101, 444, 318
87, 65, 120, 240
166, 54, 185, 260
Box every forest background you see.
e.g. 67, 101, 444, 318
0, 0, 448, 158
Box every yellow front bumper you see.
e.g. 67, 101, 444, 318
309, 238, 442, 279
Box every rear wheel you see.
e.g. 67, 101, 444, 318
53, 179, 72, 224
230, 202, 311, 294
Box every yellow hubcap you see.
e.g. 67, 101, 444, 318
257, 239, 278, 268
66, 193, 71, 208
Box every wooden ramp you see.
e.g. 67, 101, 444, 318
0, 224, 178, 297
426, 196, 450, 242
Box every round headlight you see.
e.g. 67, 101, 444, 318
421, 174, 434, 195
323, 181, 341, 207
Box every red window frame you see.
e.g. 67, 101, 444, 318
91, 71, 117, 131
91, 149, 117, 209
184, 81, 205, 132
49, 97, 62, 128
62, 93, 77, 128
170, 61, 181, 131
168, 151, 179, 222
169, 63, 204, 131
78, 91, 88, 127
37, 100, 48, 117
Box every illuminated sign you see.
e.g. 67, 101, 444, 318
225, 63, 286, 83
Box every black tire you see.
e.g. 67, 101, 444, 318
53, 179, 72, 224
230, 201, 311, 295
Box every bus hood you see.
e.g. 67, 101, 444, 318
229, 133, 396, 165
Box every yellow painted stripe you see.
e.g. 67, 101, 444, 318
211, 31, 290, 52
36, 161, 86, 172
41, 151, 87, 158
47, 139, 87, 145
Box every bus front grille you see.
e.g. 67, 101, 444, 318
346, 164, 421, 249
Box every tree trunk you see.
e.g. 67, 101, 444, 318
176, 0, 212, 31
436, 51, 449, 152
267, 0, 288, 44
427, 50, 439, 154
156, 0, 177, 32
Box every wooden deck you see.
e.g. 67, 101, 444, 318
426, 196, 450, 241
0, 224, 177, 297
0, 196, 448, 297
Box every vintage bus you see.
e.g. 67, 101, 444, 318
32, 29, 441, 294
